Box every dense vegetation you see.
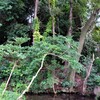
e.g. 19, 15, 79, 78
0, 0, 100, 100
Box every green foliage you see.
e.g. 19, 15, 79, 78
0, 0, 99, 95
73, 0, 87, 20
43, 17, 52, 37
0, 36, 82, 93
62, 80, 74, 87
90, 0, 100, 10
0, 0, 29, 45
49, 0, 61, 17
94, 58, 100, 73
0, 0, 25, 22
92, 27, 100, 43
33, 18, 40, 31
0, 44, 26, 60
0, 83, 25, 100
84, 57, 100, 87
82, 36, 97, 57
33, 18, 43, 42
6, 24, 29, 40
13, 82, 27, 93
13, 37, 30, 45
94, 75, 100, 86
34, 31, 43, 42
40, 77, 59, 90
88, 69, 100, 86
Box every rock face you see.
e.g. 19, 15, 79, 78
94, 86, 100, 100
94, 86, 100, 96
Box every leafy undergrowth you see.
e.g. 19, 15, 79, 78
0, 88, 25, 100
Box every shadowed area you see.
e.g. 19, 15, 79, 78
26, 94, 95, 100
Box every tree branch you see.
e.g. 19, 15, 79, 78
82, 54, 95, 94
78, 8, 100, 54
2, 61, 17, 96
17, 54, 47, 100
17, 53, 70, 99
82, 9, 100, 34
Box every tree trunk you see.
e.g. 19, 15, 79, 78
67, 8, 100, 92
72, 8, 100, 92
66, 0, 75, 92
82, 54, 95, 94
78, 9, 100, 54
52, 16, 55, 37
32, 0, 39, 45
48, 0, 56, 37
34, 0, 39, 19
68, 0, 73, 36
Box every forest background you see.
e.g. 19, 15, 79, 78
0, 0, 100, 100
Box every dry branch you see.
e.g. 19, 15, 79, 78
17, 53, 69, 99
82, 54, 95, 94
17, 54, 47, 100
2, 61, 17, 96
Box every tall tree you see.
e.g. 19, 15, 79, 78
72, 1, 100, 90
66, 0, 100, 92
66, 0, 74, 92
32, 0, 39, 44
48, 0, 56, 37
68, 0, 73, 36
34, 0, 39, 19
78, 8, 100, 54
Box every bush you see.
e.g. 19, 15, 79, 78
0, 36, 82, 92
0, 83, 25, 100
